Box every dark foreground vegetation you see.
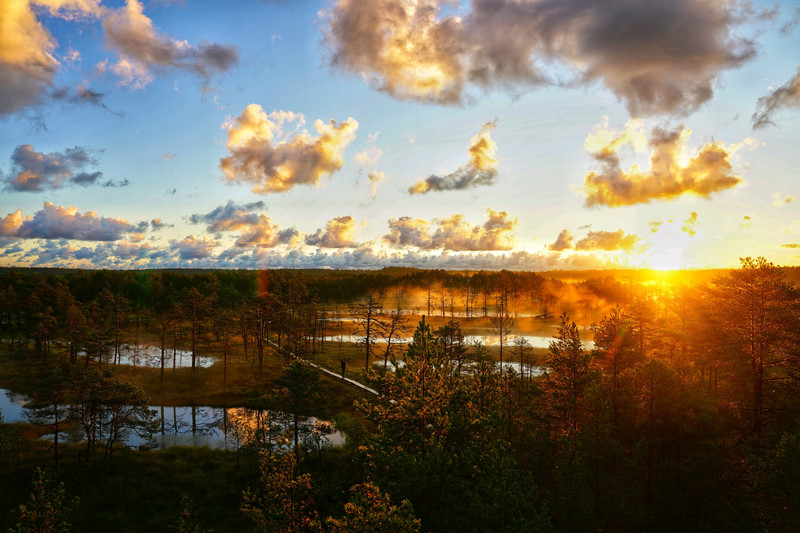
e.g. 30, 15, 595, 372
1, 260, 800, 532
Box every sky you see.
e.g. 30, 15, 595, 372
0, 0, 799, 271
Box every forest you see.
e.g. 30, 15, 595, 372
1, 259, 800, 532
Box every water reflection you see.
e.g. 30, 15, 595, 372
0, 389, 342, 452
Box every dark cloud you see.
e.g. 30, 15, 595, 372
323, 0, 755, 116
189, 200, 266, 232
752, 66, 800, 129
101, 0, 239, 88
51, 84, 123, 116
170, 235, 219, 260
1, 144, 124, 192
409, 121, 498, 194
3, 202, 136, 241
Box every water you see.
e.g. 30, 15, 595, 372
321, 333, 594, 350
79, 345, 215, 369
0, 389, 343, 452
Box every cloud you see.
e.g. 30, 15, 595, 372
752, 66, 800, 129
322, 0, 755, 116
549, 228, 640, 252
741, 215, 752, 228
409, 120, 498, 194
772, 192, 796, 207
188, 200, 297, 248
0, 0, 237, 116
188, 200, 266, 232
233, 216, 299, 248
3, 202, 136, 241
220, 104, 358, 194
305, 216, 359, 248
0, 0, 60, 115
1, 144, 127, 191
781, 243, 800, 249
354, 132, 387, 198
548, 229, 574, 252
582, 120, 754, 207
101, 0, 238, 88
170, 235, 219, 260
162, 153, 177, 160
648, 220, 665, 233
682, 211, 699, 236
575, 230, 640, 252
150, 218, 171, 231
51, 82, 121, 115
383, 208, 516, 251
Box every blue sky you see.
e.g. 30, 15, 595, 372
1, 0, 799, 270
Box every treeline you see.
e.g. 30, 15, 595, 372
3, 259, 800, 531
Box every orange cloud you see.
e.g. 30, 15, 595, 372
384, 208, 516, 251
409, 120, 498, 194
582, 121, 753, 207
220, 104, 358, 194
549, 228, 640, 252
0, 0, 60, 114
305, 216, 359, 248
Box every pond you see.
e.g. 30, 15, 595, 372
76, 345, 216, 369
323, 333, 594, 350
0, 389, 343, 452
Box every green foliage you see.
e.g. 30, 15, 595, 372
321, 482, 421, 533
173, 496, 213, 533
8, 468, 78, 533
241, 451, 316, 533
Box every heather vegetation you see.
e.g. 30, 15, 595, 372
1, 260, 800, 531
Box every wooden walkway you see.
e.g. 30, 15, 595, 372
266, 339, 379, 396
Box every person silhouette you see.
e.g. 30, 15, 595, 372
340, 358, 346, 379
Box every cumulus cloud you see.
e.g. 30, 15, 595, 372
548, 229, 574, 251
220, 104, 358, 194
323, 0, 755, 116
100, 0, 238, 88
409, 120, 498, 194
189, 200, 297, 248
682, 211, 699, 236
781, 243, 800, 249
150, 218, 171, 231
383, 208, 516, 251
582, 120, 754, 207
2, 202, 136, 241
1, 0, 237, 116
575, 230, 640, 252
233, 216, 299, 248
0, 0, 60, 115
1, 144, 128, 191
171, 235, 219, 260
188, 200, 266, 232
548, 227, 640, 252
772, 192, 796, 207
752, 66, 800, 129
305, 216, 359, 248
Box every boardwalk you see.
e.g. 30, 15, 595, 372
266, 339, 380, 396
